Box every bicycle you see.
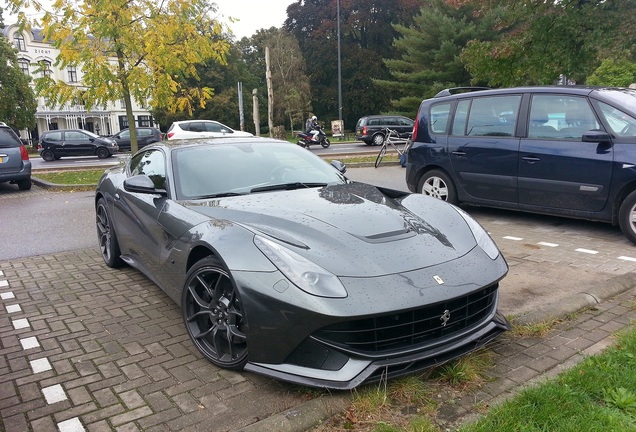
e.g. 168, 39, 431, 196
374, 128, 411, 168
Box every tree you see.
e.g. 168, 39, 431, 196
6, 0, 231, 152
460, 0, 636, 86
285, 0, 421, 130
0, 8, 37, 130
377, 0, 497, 117
586, 58, 636, 87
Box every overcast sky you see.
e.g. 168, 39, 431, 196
214, 0, 296, 39
3, 0, 297, 40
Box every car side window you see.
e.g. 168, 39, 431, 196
138, 129, 151, 137
205, 122, 224, 133
65, 131, 88, 141
368, 118, 381, 126
129, 149, 167, 189
452, 100, 470, 135
466, 95, 520, 137
399, 117, 414, 127
119, 130, 130, 139
430, 103, 451, 134
529, 95, 599, 140
597, 102, 636, 137
44, 131, 63, 141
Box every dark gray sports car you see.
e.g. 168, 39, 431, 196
95, 137, 510, 389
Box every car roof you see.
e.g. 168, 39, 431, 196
143, 136, 276, 150
429, 85, 631, 101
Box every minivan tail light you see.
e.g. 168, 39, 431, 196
412, 107, 421, 140
362, 126, 367, 134
19, 145, 29, 161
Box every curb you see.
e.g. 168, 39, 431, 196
31, 176, 95, 191
513, 272, 636, 326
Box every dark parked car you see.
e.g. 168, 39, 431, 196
405, 86, 636, 244
39, 129, 118, 161
111, 127, 162, 151
0, 122, 31, 190
355, 115, 414, 145
95, 137, 509, 389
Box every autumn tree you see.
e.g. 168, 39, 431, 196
0, 8, 37, 130
6, 0, 231, 152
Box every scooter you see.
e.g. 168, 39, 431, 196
297, 125, 331, 149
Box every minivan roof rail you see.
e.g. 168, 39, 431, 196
434, 87, 490, 97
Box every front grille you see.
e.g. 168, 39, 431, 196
313, 285, 498, 355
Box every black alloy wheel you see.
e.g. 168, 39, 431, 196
182, 257, 248, 370
95, 198, 124, 268
41, 149, 55, 161
96, 147, 110, 159
321, 138, 331, 148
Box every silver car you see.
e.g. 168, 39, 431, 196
166, 120, 254, 140
0, 122, 31, 191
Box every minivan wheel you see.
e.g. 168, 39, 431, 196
41, 150, 55, 162
418, 169, 458, 205
17, 178, 32, 190
372, 133, 385, 146
619, 190, 636, 245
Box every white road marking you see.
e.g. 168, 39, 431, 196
503, 236, 523, 241
575, 248, 599, 255
12, 318, 30, 329
1, 291, 15, 299
618, 256, 636, 262
42, 384, 68, 404
57, 417, 85, 432
30, 357, 52, 373
6, 304, 21, 313
20, 337, 40, 350
537, 242, 559, 247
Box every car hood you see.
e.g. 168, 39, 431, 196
183, 182, 481, 277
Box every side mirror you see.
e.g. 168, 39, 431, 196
582, 130, 612, 143
124, 175, 167, 196
330, 159, 347, 174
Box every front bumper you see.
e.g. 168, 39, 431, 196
234, 246, 509, 389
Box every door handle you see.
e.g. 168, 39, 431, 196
522, 156, 540, 162
451, 151, 466, 156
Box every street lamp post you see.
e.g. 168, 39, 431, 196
337, 0, 343, 125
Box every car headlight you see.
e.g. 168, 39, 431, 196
254, 235, 348, 298
455, 208, 500, 260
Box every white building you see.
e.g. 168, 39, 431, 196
2, 24, 157, 142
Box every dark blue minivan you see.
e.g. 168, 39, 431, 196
405, 86, 636, 244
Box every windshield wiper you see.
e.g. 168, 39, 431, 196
251, 182, 327, 193
194, 192, 246, 199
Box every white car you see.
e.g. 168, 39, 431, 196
166, 120, 254, 140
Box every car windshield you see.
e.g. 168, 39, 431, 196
172, 142, 347, 200
596, 89, 636, 115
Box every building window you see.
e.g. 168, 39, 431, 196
120, 99, 126, 108
119, 115, 129, 129
18, 59, 30, 76
40, 60, 52, 78
138, 115, 150, 127
68, 66, 78, 83
13, 34, 26, 51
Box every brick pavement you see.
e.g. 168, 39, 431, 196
0, 249, 314, 432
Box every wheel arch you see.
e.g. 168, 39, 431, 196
612, 181, 636, 225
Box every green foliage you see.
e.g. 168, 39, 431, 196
587, 58, 636, 87
379, 0, 496, 117
0, 15, 37, 129
433, 349, 494, 386
461, 0, 636, 87
603, 387, 636, 414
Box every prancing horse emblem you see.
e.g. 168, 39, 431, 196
440, 309, 451, 327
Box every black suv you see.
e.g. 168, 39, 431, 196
111, 127, 162, 151
0, 122, 31, 190
39, 129, 118, 161
405, 86, 636, 244
355, 115, 414, 145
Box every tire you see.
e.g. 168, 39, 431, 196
182, 256, 248, 370
17, 178, 31, 191
374, 145, 387, 168
95, 198, 124, 268
321, 138, 331, 148
619, 190, 636, 245
418, 169, 458, 205
96, 147, 110, 159
372, 133, 385, 146
41, 150, 55, 162
364, 140, 373, 146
